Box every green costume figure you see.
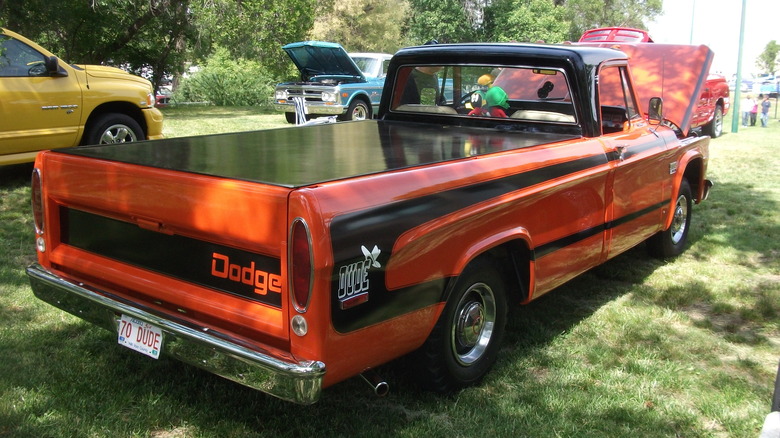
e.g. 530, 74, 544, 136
478, 74, 509, 117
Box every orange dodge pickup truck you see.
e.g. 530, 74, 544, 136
27, 41, 713, 404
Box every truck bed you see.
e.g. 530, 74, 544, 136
62, 120, 578, 187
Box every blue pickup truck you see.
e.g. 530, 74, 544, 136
273, 41, 392, 123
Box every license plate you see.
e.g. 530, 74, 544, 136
118, 314, 162, 359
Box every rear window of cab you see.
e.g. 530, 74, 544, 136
390, 64, 576, 124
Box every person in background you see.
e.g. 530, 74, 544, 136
400, 66, 443, 106
751, 95, 759, 126
741, 95, 752, 127
760, 94, 771, 127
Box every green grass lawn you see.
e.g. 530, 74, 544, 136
0, 108, 778, 437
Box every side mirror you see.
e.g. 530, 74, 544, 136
44, 56, 67, 77
648, 97, 663, 122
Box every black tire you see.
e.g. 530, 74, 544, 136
415, 258, 508, 392
705, 104, 723, 138
284, 112, 297, 124
83, 113, 144, 146
340, 99, 370, 121
648, 178, 693, 258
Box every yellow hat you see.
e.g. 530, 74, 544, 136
478, 74, 494, 86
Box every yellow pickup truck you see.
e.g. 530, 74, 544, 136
0, 28, 163, 165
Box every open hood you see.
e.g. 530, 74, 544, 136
583, 42, 713, 137
282, 41, 364, 81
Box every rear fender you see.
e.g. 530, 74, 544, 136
443, 227, 533, 304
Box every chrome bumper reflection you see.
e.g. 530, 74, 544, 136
272, 102, 345, 115
26, 263, 325, 404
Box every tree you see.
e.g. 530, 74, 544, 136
756, 40, 779, 76
483, 0, 569, 43
560, 0, 662, 42
310, 0, 409, 53
188, 0, 315, 78
404, 0, 477, 45
0, 0, 316, 91
1, 0, 195, 92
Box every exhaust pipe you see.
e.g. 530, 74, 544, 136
360, 369, 389, 397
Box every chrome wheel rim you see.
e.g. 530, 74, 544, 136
451, 282, 496, 366
670, 193, 689, 244
352, 105, 368, 120
713, 109, 723, 137
100, 124, 137, 144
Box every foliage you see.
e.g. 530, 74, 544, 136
0, 0, 313, 91
174, 47, 275, 107
483, 0, 570, 43
1, 0, 663, 98
560, 0, 663, 42
187, 0, 315, 79
756, 40, 779, 76
0, 0, 193, 92
404, 0, 477, 45
311, 0, 410, 53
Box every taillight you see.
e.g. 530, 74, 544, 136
289, 218, 313, 312
31, 168, 44, 234
31, 168, 47, 253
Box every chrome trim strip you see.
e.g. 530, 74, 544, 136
272, 103, 345, 115
26, 263, 326, 404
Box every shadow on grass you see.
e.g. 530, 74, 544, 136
0, 162, 33, 187
1, 244, 696, 437
640, 180, 780, 346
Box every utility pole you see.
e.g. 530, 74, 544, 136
689, 0, 696, 44
731, 0, 748, 133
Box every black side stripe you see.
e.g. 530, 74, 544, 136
331, 153, 609, 263
531, 200, 669, 260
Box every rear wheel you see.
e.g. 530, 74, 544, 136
415, 258, 507, 392
648, 178, 693, 258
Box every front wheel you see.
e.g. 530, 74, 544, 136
705, 104, 723, 138
415, 258, 508, 392
648, 178, 693, 258
340, 100, 370, 121
83, 113, 144, 145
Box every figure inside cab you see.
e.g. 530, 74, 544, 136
467, 74, 509, 118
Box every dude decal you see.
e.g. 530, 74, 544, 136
337, 245, 381, 309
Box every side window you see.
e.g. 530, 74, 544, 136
381, 59, 391, 77
0, 36, 47, 77
598, 65, 639, 134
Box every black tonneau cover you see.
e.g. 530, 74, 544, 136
63, 121, 577, 187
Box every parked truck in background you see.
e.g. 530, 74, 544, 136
0, 28, 164, 166
273, 41, 392, 123
27, 40, 713, 404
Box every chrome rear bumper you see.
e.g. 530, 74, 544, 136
26, 263, 325, 404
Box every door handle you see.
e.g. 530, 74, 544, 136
615, 145, 627, 161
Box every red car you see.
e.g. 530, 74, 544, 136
579, 27, 654, 43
